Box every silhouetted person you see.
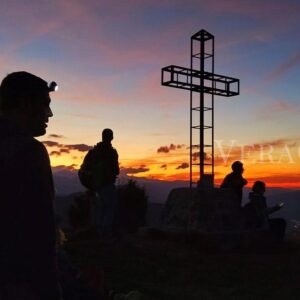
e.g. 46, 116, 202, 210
0, 72, 61, 299
93, 128, 119, 239
221, 161, 247, 205
245, 181, 286, 241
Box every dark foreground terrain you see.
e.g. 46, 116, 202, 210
65, 231, 300, 300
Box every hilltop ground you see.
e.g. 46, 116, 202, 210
65, 230, 300, 300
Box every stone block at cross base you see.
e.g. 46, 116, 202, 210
161, 187, 242, 233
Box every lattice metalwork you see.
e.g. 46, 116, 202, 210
161, 29, 240, 187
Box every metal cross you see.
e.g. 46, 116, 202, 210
161, 29, 240, 187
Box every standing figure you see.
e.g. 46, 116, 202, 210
93, 128, 119, 239
221, 161, 248, 205
0, 72, 61, 299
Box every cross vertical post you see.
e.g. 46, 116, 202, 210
190, 30, 215, 187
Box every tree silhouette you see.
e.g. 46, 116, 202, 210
118, 179, 148, 233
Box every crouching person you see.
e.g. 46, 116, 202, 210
243, 181, 286, 242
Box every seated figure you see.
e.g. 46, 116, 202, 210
243, 181, 286, 241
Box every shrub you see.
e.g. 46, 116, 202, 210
118, 180, 148, 233
68, 191, 95, 231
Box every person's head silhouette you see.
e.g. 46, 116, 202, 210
231, 161, 244, 174
102, 128, 113, 144
252, 181, 266, 195
0, 71, 57, 137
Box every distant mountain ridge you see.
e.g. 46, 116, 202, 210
52, 165, 189, 203
52, 165, 299, 204
53, 166, 300, 232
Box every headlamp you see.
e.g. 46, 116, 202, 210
48, 81, 58, 92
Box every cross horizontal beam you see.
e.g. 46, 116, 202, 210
161, 65, 239, 97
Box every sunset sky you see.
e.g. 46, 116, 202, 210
1, 0, 299, 188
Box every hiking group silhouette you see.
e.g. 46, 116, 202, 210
0, 71, 286, 299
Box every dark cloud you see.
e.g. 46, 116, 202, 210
169, 144, 176, 151
160, 164, 167, 169
251, 138, 298, 148
157, 144, 186, 153
42, 141, 61, 147
157, 146, 169, 153
52, 164, 77, 172
43, 140, 92, 153
49, 148, 70, 157
50, 151, 61, 157
60, 148, 71, 154
192, 152, 199, 162
121, 166, 150, 175
192, 152, 209, 162
66, 144, 93, 152
176, 162, 189, 169
188, 145, 200, 149
48, 134, 65, 139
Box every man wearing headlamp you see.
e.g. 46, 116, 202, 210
0, 72, 61, 299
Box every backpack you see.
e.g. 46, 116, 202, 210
78, 148, 104, 191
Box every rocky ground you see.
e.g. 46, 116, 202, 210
65, 230, 300, 300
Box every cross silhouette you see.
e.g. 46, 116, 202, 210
161, 29, 240, 187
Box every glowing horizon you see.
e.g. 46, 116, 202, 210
44, 137, 300, 188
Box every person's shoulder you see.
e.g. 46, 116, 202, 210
94, 142, 105, 152
230, 172, 244, 181
95, 142, 103, 148
224, 172, 235, 180
31, 138, 47, 151
7, 135, 46, 153
220, 173, 231, 187
97, 142, 117, 152
25, 138, 49, 160
112, 146, 118, 154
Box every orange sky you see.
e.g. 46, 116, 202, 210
42, 137, 300, 188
